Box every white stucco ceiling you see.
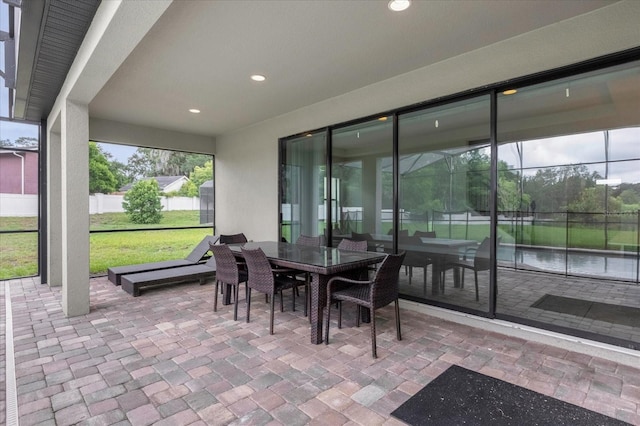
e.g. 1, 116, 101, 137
88, 0, 621, 138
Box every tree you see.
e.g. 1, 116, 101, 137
122, 180, 164, 224
89, 142, 118, 194
124, 148, 211, 180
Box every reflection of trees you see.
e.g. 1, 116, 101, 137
523, 165, 601, 215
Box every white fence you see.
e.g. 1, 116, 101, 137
0, 193, 39, 216
1, 193, 200, 217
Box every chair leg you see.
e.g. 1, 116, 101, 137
246, 288, 252, 323
324, 304, 331, 345
395, 299, 402, 341
356, 305, 361, 328
280, 291, 284, 312
292, 288, 296, 312
270, 291, 276, 335
337, 301, 342, 329
474, 270, 479, 301
370, 309, 377, 358
233, 285, 239, 321
213, 280, 219, 312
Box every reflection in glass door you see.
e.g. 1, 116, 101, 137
398, 96, 491, 311
496, 60, 640, 348
280, 131, 327, 243
331, 118, 393, 248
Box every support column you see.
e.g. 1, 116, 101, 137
47, 128, 63, 287
60, 100, 90, 316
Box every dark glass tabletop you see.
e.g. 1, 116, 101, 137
228, 241, 386, 274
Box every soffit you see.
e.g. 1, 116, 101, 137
13, 0, 100, 121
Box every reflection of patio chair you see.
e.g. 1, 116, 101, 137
399, 235, 433, 290
108, 235, 219, 286
324, 252, 405, 358
444, 237, 492, 301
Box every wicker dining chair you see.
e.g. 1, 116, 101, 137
241, 247, 305, 334
219, 233, 248, 244
296, 234, 325, 247
324, 251, 405, 358
209, 243, 248, 320
337, 238, 368, 252
294, 234, 325, 316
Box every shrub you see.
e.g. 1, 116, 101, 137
122, 180, 164, 224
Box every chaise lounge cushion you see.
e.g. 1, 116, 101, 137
120, 257, 217, 297
108, 234, 219, 285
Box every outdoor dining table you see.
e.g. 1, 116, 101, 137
227, 240, 387, 344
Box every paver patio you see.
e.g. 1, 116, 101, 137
2, 275, 639, 425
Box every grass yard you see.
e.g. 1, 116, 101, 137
1, 211, 214, 280
90, 228, 214, 274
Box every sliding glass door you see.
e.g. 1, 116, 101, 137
280, 131, 327, 243
331, 118, 393, 247
397, 96, 491, 311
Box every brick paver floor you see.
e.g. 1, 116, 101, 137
2, 276, 639, 425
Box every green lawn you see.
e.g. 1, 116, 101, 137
1, 211, 214, 280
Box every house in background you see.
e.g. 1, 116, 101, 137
119, 176, 189, 194
0, 149, 38, 194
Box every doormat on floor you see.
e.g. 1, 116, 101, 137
531, 294, 640, 328
390, 365, 628, 426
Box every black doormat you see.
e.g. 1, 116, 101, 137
391, 365, 628, 426
531, 294, 640, 328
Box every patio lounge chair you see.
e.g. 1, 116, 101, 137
120, 255, 217, 297
107, 234, 219, 286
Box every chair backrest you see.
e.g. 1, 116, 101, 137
387, 228, 409, 237
296, 234, 325, 246
371, 252, 405, 309
220, 233, 248, 244
241, 247, 275, 293
413, 230, 436, 238
209, 243, 241, 285
474, 237, 491, 271
337, 238, 368, 252
351, 232, 373, 241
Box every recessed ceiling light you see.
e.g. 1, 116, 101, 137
251, 74, 266, 82
388, 0, 410, 12
503, 89, 517, 95
189, 108, 201, 113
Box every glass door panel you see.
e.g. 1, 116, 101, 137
496, 60, 640, 348
331, 118, 393, 249
280, 131, 327, 244
398, 95, 491, 311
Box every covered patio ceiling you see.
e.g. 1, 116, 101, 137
12, 0, 621, 139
